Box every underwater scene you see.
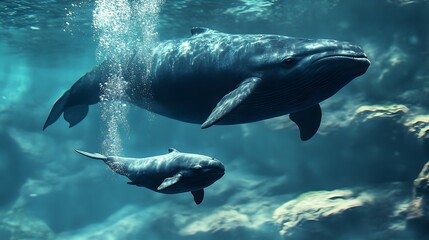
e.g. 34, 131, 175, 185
1, 0, 429, 239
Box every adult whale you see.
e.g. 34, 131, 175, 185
75, 148, 225, 205
44, 27, 370, 140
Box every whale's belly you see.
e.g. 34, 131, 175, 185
139, 73, 312, 125
137, 69, 242, 124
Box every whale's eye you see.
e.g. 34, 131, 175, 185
282, 57, 297, 67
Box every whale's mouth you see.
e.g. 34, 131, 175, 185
312, 54, 370, 77
313, 54, 370, 64
313, 54, 370, 66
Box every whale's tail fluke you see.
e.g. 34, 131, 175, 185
63, 105, 89, 128
43, 90, 90, 130
43, 67, 107, 130
75, 149, 108, 161
43, 90, 69, 130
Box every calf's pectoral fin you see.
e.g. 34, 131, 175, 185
157, 173, 182, 191
191, 189, 204, 205
289, 104, 322, 141
201, 77, 262, 129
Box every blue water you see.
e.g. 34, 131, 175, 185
1, 1, 429, 239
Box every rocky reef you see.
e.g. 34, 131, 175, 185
271, 163, 429, 240
273, 184, 411, 240
0, 209, 54, 240
406, 161, 429, 238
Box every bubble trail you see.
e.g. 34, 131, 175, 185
93, 0, 164, 155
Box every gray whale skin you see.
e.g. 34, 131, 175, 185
44, 27, 370, 141
75, 148, 225, 205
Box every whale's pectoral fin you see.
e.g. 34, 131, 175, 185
191, 189, 204, 205
289, 104, 322, 141
64, 105, 89, 128
201, 77, 262, 129
43, 90, 71, 130
157, 173, 182, 191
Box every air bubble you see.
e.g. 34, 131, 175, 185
94, 0, 164, 155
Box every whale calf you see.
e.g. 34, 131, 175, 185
75, 148, 225, 204
44, 27, 370, 140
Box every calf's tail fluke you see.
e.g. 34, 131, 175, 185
75, 149, 108, 161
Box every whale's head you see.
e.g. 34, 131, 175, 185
248, 36, 370, 107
